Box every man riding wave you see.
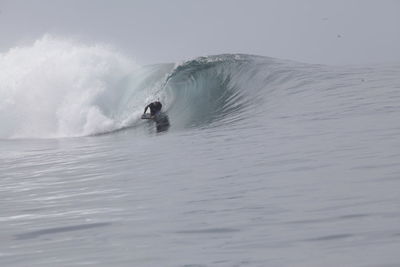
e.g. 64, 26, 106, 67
143, 101, 162, 117
142, 101, 170, 132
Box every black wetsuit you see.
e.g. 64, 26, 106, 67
144, 101, 162, 116
143, 101, 169, 132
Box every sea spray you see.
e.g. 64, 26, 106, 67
0, 35, 137, 138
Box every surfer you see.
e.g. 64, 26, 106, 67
143, 101, 162, 116
142, 101, 170, 132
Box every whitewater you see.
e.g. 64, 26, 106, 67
1, 36, 400, 267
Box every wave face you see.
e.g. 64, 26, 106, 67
1, 36, 400, 139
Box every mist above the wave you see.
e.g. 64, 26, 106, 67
0, 35, 137, 138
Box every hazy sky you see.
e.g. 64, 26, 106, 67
1, 0, 399, 65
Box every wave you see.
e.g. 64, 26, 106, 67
0, 36, 280, 138
3, 35, 396, 139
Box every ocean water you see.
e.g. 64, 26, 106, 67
1, 36, 400, 267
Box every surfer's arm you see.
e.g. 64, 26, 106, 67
143, 104, 149, 114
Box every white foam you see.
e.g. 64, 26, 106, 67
0, 35, 137, 138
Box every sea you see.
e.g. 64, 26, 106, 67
1, 36, 400, 267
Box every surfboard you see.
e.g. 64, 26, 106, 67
141, 114, 154, 120
141, 112, 170, 132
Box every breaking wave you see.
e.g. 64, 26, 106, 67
2, 35, 398, 139
0, 35, 138, 138
0, 36, 274, 138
